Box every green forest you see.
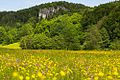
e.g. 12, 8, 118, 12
0, 1, 120, 50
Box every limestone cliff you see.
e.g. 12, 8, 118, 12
39, 6, 67, 19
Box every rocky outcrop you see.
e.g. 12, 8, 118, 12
39, 6, 67, 19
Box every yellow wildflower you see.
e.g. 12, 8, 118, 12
107, 76, 113, 79
52, 77, 57, 80
113, 67, 117, 71
37, 72, 43, 77
98, 72, 104, 77
94, 76, 99, 80
19, 75, 24, 80
60, 70, 66, 76
86, 78, 91, 80
31, 74, 35, 78
41, 75, 46, 80
12, 72, 18, 77
113, 72, 119, 76
25, 76, 30, 80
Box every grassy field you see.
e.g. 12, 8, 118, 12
0, 43, 21, 49
0, 48, 120, 80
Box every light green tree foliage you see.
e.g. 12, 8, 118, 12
20, 35, 33, 49
0, 27, 6, 44
32, 34, 52, 49
83, 25, 102, 50
21, 13, 83, 50
19, 23, 34, 37
99, 27, 110, 49
3, 28, 18, 44
20, 34, 52, 49
50, 13, 83, 50
34, 19, 51, 36
51, 35, 66, 49
0, 26, 21, 45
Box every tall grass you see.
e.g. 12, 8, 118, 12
0, 49, 120, 80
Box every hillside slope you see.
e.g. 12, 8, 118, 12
81, 1, 120, 49
0, 1, 89, 27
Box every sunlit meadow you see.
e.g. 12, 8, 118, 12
0, 49, 120, 80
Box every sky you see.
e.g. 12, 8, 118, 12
0, 0, 115, 11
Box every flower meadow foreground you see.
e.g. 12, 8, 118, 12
0, 49, 120, 80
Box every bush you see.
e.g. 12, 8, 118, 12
20, 34, 52, 49
20, 35, 33, 49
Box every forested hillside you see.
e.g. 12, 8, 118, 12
0, 1, 120, 50
0, 1, 88, 27
81, 1, 120, 50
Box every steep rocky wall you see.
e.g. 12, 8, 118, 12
39, 6, 67, 19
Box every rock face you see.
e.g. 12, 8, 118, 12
39, 6, 67, 19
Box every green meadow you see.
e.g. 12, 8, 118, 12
0, 43, 21, 49
0, 43, 120, 80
